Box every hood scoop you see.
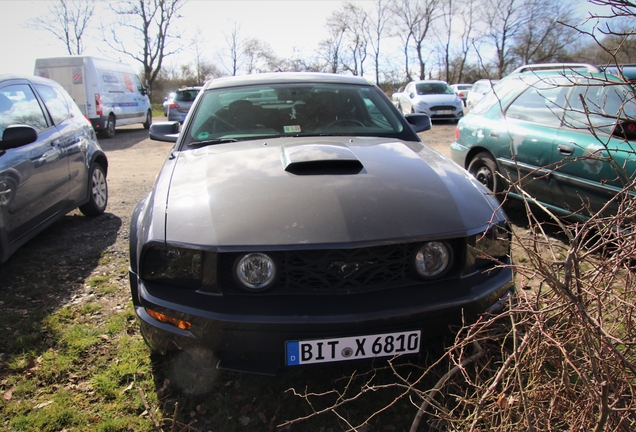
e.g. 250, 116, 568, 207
281, 142, 363, 175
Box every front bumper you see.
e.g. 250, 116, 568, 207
417, 107, 464, 120
130, 263, 514, 374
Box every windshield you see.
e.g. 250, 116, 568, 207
416, 82, 454, 95
183, 83, 407, 145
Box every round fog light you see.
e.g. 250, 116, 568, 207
414, 242, 451, 278
236, 253, 276, 290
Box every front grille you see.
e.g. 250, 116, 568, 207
218, 240, 464, 295
430, 105, 457, 111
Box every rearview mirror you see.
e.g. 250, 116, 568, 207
149, 122, 180, 142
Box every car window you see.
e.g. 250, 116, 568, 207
564, 79, 636, 133
470, 78, 521, 115
134, 75, 145, 93
505, 80, 569, 127
186, 83, 406, 145
175, 90, 200, 102
416, 83, 453, 95
0, 84, 48, 136
35, 84, 70, 125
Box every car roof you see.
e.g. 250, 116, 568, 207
204, 72, 372, 90
0, 74, 64, 88
507, 64, 625, 84
412, 79, 448, 84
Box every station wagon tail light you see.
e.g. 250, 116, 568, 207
142, 246, 203, 289
95, 93, 103, 116
235, 253, 276, 290
455, 126, 459, 140
413, 242, 452, 278
145, 308, 191, 330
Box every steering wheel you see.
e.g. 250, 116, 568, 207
327, 119, 365, 127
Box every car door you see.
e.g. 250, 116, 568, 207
34, 82, 91, 206
552, 79, 636, 217
0, 81, 70, 245
494, 79, 569, 205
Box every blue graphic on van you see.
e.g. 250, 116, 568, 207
110, 102, 139, 107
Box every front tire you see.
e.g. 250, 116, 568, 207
467, 152, 505, 194
79, 162, 108, 216
143, 110, 152, 129
100, 115, 115, 138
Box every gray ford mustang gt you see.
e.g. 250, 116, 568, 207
130, 72, 513, 374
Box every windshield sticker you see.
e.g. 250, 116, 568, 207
284, 125, 301, 133
197, 131, 210, 140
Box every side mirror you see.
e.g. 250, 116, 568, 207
405, 113, 431, 133
409, 93, 415, 98
1, 125, 38, 151
149, 121, 180, 142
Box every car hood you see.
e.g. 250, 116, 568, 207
154, 136, 502, 249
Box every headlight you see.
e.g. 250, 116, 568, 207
413, 241, 452, 278
142, 246, 203, 289
235, 253, 276, 290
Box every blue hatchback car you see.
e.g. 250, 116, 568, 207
0, 75, 108, 263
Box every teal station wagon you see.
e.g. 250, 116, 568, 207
451, 63, 636, 218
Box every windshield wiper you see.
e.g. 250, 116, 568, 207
188, 138, 239, 147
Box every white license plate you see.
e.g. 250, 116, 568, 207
286, 330, 421, 366
435, 110, 453, 115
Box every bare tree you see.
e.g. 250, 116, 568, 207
341, 2, 369, 77
243, 38, 278, 73
481, 0, 530, 77
29, 0, 95, 55
365, 0, 391, 85
317, 7, 352, 74
510, 0, 579, 65
392, 0, 441, 80
220, 22, 242, 76
432, 0, 478, 83
104, 0, 185, 90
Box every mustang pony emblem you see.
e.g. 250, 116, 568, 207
327, 260, 377, 279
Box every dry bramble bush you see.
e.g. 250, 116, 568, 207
283, 70, 636, 432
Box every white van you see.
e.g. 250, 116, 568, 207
34, 56, 152, 138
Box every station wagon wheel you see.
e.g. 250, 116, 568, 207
79, 162, 108, 216
468, 152, 504, 193
143, 110, 152, 129
101, 114, 116, 138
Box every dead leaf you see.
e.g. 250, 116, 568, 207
34, 400, 53, 409
3, 388, 13, 401
239, 415, 251, 426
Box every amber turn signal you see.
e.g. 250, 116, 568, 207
145, 308, 192, 330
